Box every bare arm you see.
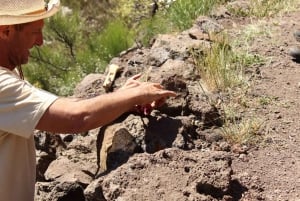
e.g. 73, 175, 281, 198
36, 81, 176, 133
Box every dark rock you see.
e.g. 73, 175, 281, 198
84, 178, 106, 201
73, 74, 106, 98
46, 182, 85, 201
100, 148, 232, 201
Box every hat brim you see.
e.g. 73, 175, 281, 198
0, 1, 60, 26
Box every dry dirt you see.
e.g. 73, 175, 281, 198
223, 6, 300, 201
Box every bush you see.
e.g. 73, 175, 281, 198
24, 11, 134, 96
88, 20, 134, 62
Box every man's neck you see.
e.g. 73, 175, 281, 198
0, 42, 16, 71
0, 56, 16, 71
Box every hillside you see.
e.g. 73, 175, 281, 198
34, 1, 300, 200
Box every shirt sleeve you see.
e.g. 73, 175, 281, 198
0, 68, 58, 139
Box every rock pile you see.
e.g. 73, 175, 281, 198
34, 17, 248, 201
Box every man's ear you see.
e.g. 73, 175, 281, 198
0, 26, 11, 39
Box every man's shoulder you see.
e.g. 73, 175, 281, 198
0, 66, 12, 72
0, 66, 19, 78
0, 66, 10, 73
0, 66, 24, 89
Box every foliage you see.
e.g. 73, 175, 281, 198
88, 20, 134, 62
192, 30, 266, 145
112, 0, 227, 43
193, 33, 263, 92
110, 0, 152, 26
222, 117, 263, 145
136, 15, 175, 46
61, 0, 114, 27
166, 0, 221, 30
24, 11, 134, 96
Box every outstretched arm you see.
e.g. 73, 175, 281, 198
36, 79, 176, 133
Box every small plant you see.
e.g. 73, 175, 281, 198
234, 21, 273, 49
219, 88, 263, 145
193, 33, 259, 92
193, 31, 265, 92
192, 28, 266, 145
221, 117, 263, 145
259, 96, 273, 106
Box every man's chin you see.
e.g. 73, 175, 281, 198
16, 58, 29, 66
23, 58, 29, 65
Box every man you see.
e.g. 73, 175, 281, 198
0, 0, 176, 200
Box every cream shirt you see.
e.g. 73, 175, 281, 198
0, 67, 58, 201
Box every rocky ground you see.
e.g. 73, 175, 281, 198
34, 1, 300, 201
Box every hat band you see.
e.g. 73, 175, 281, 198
26, 8, 47, 15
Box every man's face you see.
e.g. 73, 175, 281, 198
8, 20, 44, 67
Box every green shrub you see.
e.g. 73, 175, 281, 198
166, 0, 224, 30
89, 19, 134, 62
24, 11, 134, 96
136, 15, 174, 46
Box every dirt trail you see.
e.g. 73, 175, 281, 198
229, 8, 300, 201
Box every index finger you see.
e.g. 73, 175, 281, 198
158, 89, 177, 97
129, 73, 142, 81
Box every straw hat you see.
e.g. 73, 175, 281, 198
0, 0, 60, 26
